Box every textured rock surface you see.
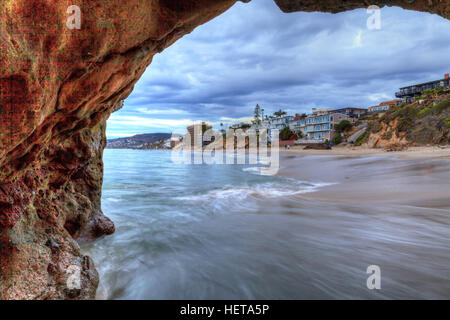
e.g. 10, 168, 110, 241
0, 0, 448, 300
365, 95, 450, 148
274, 0, 450, 15
0, 0, 240, 300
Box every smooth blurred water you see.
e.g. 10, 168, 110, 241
82, 149, 450, 299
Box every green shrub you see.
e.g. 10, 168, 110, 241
390, 105, 420, 132
395, 105, 419, 118
445, 118, 450, 129
435, 86, 444, 95
418, 97, 450, 117
418, 106, 432, 117
354, 130, 368, 146
332, 133, 342, 145
334, 120, 353, 133
279, 127, 294, 141
432, 97, 450, 114
423, 87, 444, 97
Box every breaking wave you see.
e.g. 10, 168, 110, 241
178, 180, 335, 201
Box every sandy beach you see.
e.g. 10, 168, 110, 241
282, 145, 450, 159
278, 147, 450, 203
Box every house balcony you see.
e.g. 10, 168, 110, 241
305, 125, 332, 132
306, 118, 331, 125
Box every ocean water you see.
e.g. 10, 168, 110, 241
82, 149, 450, 299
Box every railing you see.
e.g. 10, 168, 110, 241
305, 125, 331, 132
396, 84, 443, 97
306, 118, 331, 125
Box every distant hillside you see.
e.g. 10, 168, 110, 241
107, 133, 172, 149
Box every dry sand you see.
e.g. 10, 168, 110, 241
282, 145, 450, 159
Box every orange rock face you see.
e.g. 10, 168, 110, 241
0, 0, 239, 300
0, 0, 448, 300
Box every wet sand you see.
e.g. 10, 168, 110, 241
274, 152, 450, 299
278, 150, 450, 203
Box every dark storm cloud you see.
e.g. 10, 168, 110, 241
107, 0, 450, 136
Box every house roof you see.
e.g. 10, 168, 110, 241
379, 100, 401, 106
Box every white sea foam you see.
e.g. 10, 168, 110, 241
178, 180, 336, 202
242, 166, 281, 176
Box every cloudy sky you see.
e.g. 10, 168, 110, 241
106, 0, 450, 138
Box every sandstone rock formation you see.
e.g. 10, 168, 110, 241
274, 0, 449, 15
0, 0, 448, 300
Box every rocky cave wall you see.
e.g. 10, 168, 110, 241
0, 0, 448, 300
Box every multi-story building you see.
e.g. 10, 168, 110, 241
289, 114, 307, 133
304, 112, 352, 141
262, 115, 295, 131
260, 115, 295, 140
331, 107, 367, 118
289, 109, 354, 142
395, 73, 450, 103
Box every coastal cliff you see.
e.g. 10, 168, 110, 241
360, 94, 450, 149
0, 0, 449, 300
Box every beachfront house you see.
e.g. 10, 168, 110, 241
368, 100, 402, 113
305, 112, 352, 141
395, 73, 450, 103
289, 114, 307, 134
262, 115, 295, 131
260, 115, 295, 140
290, 108, 357, 142
331, 107, 368, 119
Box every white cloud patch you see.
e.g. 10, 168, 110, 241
220, 116, 254, 123
106, 133, 142, 138
109, 115, 195, 128
136, 107, 189, 115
